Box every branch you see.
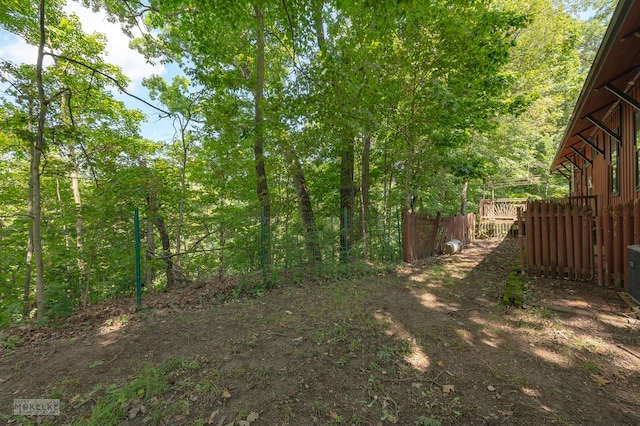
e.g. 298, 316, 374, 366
45, 53, 171, 117
281, 0, 297, 68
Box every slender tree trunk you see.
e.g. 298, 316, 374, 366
145, 217, 155, 289
23, 110, 35, 320
460, 180, 468, 215
33, 0, 47, 320
147, 196, 175, 291
253, 4, 271, 244
340, 136, 355, 255
176, 123, 188, 270
23, 225, 33, 320
281, 142, 321, 263
312, 0, 326, 55
218, 224, 226, 280
360, 133, 371, 260
54, 178, 74, 289
71, 167, 87, 307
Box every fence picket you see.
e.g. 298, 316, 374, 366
521, 199, 635, 287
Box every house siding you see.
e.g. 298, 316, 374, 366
571, 84, 640, 216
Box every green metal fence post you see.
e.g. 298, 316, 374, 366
134, 207, 142, 311
261, 206, 267, 287
396, 209, 402, 262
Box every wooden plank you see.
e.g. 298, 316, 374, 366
541, 202, 550, 276
572, 204, 582, 280
526, 202, 534, 275
557, 201, 567, 278
613, 204, 622, 287
596, 215, 604, 285
582, 205, 592, 280
565, 204, 575, 279
603, 206, 613, 286
534, 202, 543, 275
549, 203, 558, 278
623, 202, 634, 288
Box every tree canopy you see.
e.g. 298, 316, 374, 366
0, 0, 615, 323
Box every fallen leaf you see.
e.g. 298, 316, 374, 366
246, 412, 260, 422
442, 384, 455, 393
498, 410, 514, 416
208, 409, 219, 423
411, 382, 422, 389
128, 405, 140, 420
591, 375, 610, 386
285, 310, 293, 315
222, 389, 231, 400
89, 360, 104, 368
436, 360, 444, 367
487, 385, 496, 392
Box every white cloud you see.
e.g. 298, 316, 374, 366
0, 32, 37, 65
0, 2, 164, 92
64, 1, 165, 92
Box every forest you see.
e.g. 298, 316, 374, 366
0, 0, 615, 324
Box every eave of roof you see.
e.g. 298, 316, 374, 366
550, 0, 640, 172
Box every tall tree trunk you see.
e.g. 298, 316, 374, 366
281, 142, 321, 263
460, 180, 468, 215
360, 133, 371, 260
253, 4, 271, 245
145, 217, 156, 289
71, 166, 87, 307
340, 136, 355, 255
33, 0, 47, 320
23, 109, 35, 320
23, 225, 33, 320
147, 196, 175, 291
312, 0, 326, 56
176, 123, 188, 270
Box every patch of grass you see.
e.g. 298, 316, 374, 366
503, 272, 524, 307
415, 416, 442, 426
579, 359, 600, 373
76, 357, 205, 426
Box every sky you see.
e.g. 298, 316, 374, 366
0, 1, 179, 142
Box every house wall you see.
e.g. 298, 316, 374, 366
572, 84, 640, 215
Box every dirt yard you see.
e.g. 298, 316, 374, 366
1, 237, 640, 425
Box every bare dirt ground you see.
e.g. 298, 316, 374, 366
1, 237, 640, 425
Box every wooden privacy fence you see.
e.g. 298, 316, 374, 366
595, 200, 640, 287
402, 208, 476, 262
519, 199, 640, 287
519, 201, 594, 281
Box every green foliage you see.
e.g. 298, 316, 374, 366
0, 0, 611, 324
78, 363, 168, 426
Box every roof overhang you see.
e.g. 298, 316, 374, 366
551, 0, 640, 172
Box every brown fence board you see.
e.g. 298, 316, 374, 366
402, 210, 474, 263
596, 215, 604, 285
520, 199, 639, 288
519, 200, 594, 282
